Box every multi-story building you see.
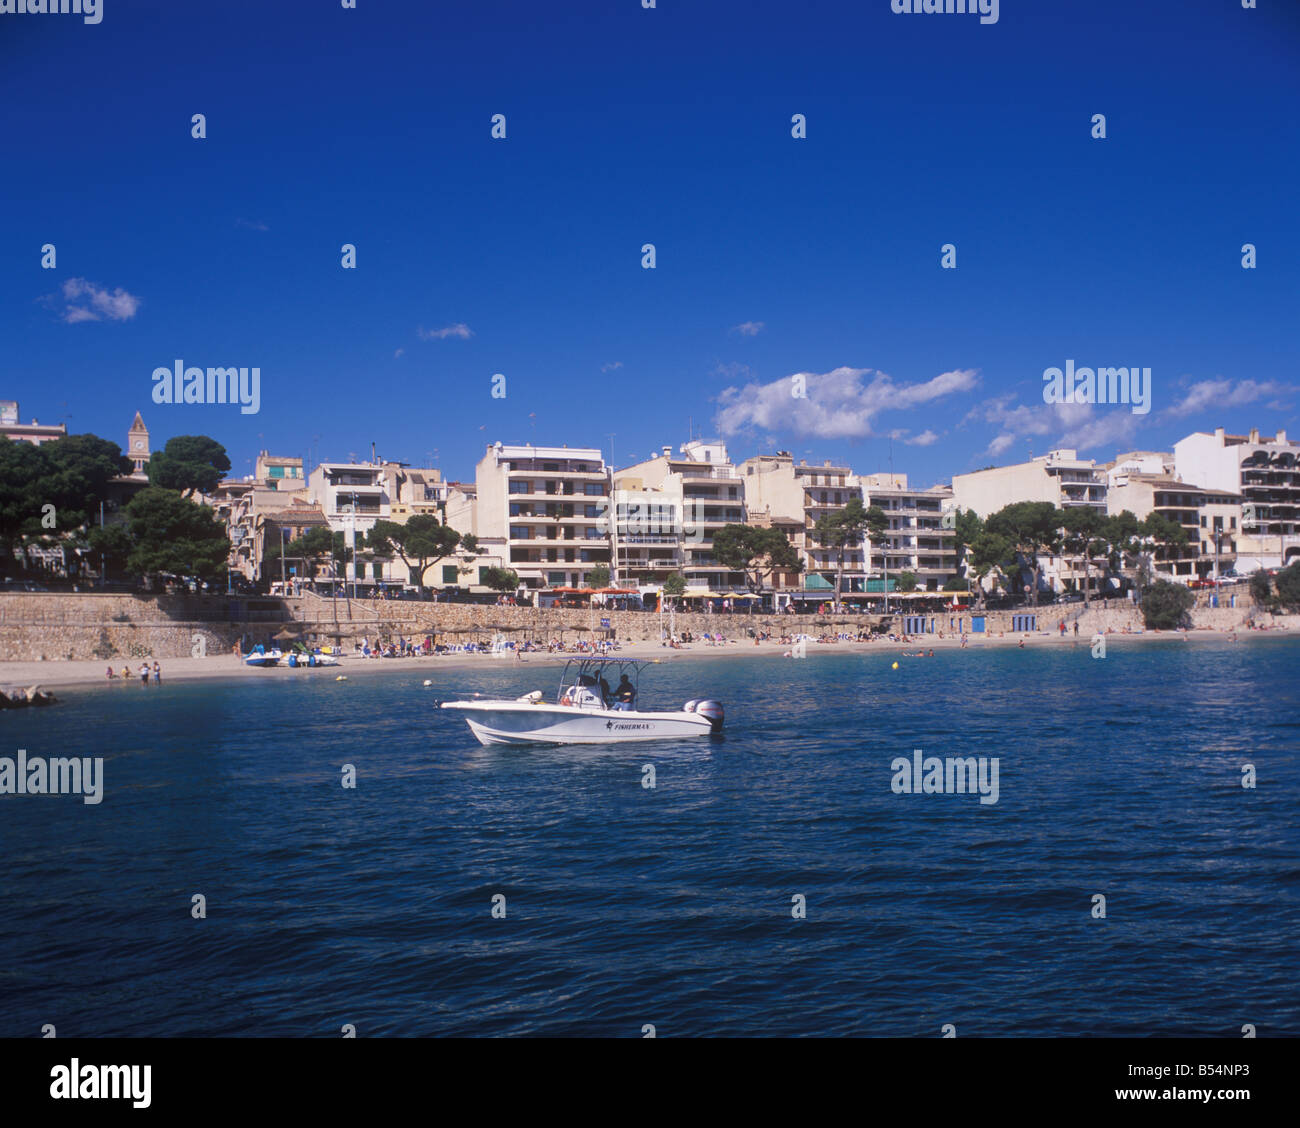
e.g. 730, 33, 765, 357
951, 449, 1108, 517
618, 440, 745, 592
206, 452, 309, 583
474, 442, 610, 590
739, 452, 865, 595
383, 463, 446, 522
308, 462, 390, 533
1174, 427, 1300, 571
1105, 473, 1242, 582
859, 473, 957, 592
0, 401, 66, 446
608, 479, 684, 588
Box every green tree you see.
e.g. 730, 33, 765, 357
942, 576, 969, 593
896, 571, 918, 593
482, 566, 520, 593
1274, 562, 1300, 607
42, 433, 132, 531
586, 564, 611, 589
1250, 569, 1273, 606
1061, 506, 1106, 606
86, 523, 132, 581
967, 528, 1014, 607
985, 501, 1064, 605
285, 526, 349, 583
661, 572, 687, 609
711, 524, 802, 594
123, 487, 230, 584
1142, 579, 1195, 630
366, 515, 477, 592
812, 497, 880, 612
147, 435, 232, 495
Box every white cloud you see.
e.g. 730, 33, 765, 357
975, 395, 1140, 456
58, 278, 140, 323
235, 218, 269, 232
601, 361, 623, 373
905, 429, 940, 447
715, 365, 979, 440
1165, 378, 1288, 418
731, 321, 765, 337
418, 323, 473, 341
394, 348, 405, 359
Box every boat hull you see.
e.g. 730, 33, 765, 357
441, 701, 716, 745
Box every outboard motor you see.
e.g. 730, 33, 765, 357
682, 700, 699, 713
694, 700, 724, 731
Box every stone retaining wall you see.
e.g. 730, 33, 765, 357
0, 592, 1291, 661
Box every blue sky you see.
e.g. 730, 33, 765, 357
3, 0, 1298, 487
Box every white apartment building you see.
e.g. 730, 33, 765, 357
1106, 474, 1242, 582
1173, 426, 1300, 571
308, 461, 391, 534
475, 442, 610, 590
859, 473, 957, 592
739, 452, 865, 595
618, 440, 745, 593
608, 478, 684, 588
951, 449, 1108, 517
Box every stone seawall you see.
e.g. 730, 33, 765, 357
0, 591, 1289, 661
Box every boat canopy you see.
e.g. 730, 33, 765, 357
556, 656, 657, 706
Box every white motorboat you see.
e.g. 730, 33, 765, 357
440, 658, 724, 745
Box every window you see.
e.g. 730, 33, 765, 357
510, 526, 532, 539
548, 571, 566, 585
584, 483, 603, 495
441, 565, 458, 584
543, 463, 559, 471
584, 504, 601, 518
478, 567, 493, 585
509, 481, 530, 494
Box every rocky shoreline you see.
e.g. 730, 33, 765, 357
0, 685, 57, 709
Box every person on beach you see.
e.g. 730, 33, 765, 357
121, 665, 131, 680
1073, 621, 1079, 636
153, 661, 161, 683
139, 662, 150, 684
106, 666, 115, 680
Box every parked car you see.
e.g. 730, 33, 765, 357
1059, 592, 1085, 604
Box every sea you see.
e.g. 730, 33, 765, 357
1, 637, 1297, 1037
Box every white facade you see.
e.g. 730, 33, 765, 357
1173, 427, 1300, 570
475, 442, 610, 589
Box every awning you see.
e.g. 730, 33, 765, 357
802, 574, 834, 591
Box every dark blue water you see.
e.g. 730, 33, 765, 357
2, 639, 1297, 1037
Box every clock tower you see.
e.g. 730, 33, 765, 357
128, 411, 150, 476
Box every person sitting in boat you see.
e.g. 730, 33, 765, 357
613, 674, 636, 711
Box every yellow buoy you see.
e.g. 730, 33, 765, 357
891, 661, 899, 670
336, 675, 347, 681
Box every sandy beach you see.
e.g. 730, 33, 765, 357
2, 625, 1292, 692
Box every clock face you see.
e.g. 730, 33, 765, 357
133, 440, 144, 450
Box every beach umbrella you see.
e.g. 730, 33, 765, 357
273, 627, 300, 641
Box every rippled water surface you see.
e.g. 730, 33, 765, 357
2, 638, 1297, 1036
